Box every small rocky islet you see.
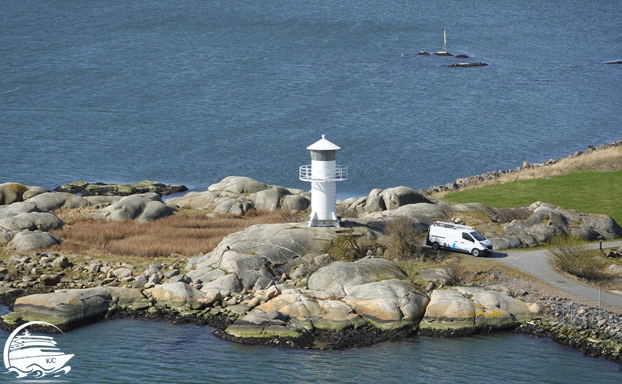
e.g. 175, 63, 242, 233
0, 143, 621, 360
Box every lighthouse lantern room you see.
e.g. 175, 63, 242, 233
299, 135, 348, 227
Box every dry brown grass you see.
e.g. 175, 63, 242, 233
432, 145, 622, 198
49, 209, 283, 259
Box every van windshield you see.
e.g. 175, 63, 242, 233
470, 231, 485, 241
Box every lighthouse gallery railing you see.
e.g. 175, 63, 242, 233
299, 165, 348, 182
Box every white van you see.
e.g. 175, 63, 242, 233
426, 221, 493, 257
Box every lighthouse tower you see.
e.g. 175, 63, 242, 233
299, 135, 348, 227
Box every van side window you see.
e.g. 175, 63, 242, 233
462, 232, 474, 242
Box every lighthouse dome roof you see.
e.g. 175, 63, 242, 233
307, 135, 340, 151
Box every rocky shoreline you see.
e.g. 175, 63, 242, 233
426, 139, 622, 195
0, 243, 620, 361
1, 141, 621, 361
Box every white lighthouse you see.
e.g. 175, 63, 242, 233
299, 135, 348, 227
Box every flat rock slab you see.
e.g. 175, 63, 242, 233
3, 288, 112, 329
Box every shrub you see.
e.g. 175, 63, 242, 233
441, 257, 466, 286
324, 229, 377, 261
383, 216, 426, 260
548, 235, 604, 280
278, 209, 305, 223
336, 204, 358, 219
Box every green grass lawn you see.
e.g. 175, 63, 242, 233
443, 170, 622, 224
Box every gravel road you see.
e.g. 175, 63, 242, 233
493, 240, 622, 310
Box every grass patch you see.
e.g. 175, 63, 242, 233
443, 170, 622, 224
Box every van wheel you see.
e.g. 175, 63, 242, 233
471, 249, 480, 257
432, 242, 440, 250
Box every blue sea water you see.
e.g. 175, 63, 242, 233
1, 0, 620, 197
1, 0, 622, 381
1, 316, 620, 383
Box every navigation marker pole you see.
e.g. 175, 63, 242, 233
444, 30, 447, 47
599, 287, 601, 318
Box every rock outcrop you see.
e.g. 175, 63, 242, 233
54, 180, 187, 196
0, 202, 64, 251
0, 183, 50, 205
26, 192, 90, 211
501, 202, 622, 243
225, 274, 430, 341
185, 222, 350, 288
167, 176, 309, 216
307, 258, 409, 298
419, 287, 538, 335
89, 193, 174, 223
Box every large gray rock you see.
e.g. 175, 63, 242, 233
148, 282, 206, 309
569, 225, 602, 241
489, 235, 523, 250
0, 183, 28, 205
189, 250, 274, 290
8, 231, 62, 251
343, 279, 429, 329
281, 195, 310, 211
91, 194, 173, 223
307, 258, 408, 298
0, 202, 40, 218
420, 287, 536, 333
186, 223, 341, 274
379, 186, 432, 210
1, 183, 50, 205
364, 195, 386, 212
4, 288, 112, 327
366, 203, 448, 223
83, 195, 123, 207
503, 203, 622, 246
167, 176, 266, 210
22, 186, 51, 200
201, 273, 243, 297
582, 215, 622, 239
0, 202, 63, 232
104, 286, 150, 309
26, 192, 89, 211
209, 176, 269, 195
0, 212, 64, 232
0, 231, 13, 244
253, 186, 290, 211
167, 176, 310, 215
